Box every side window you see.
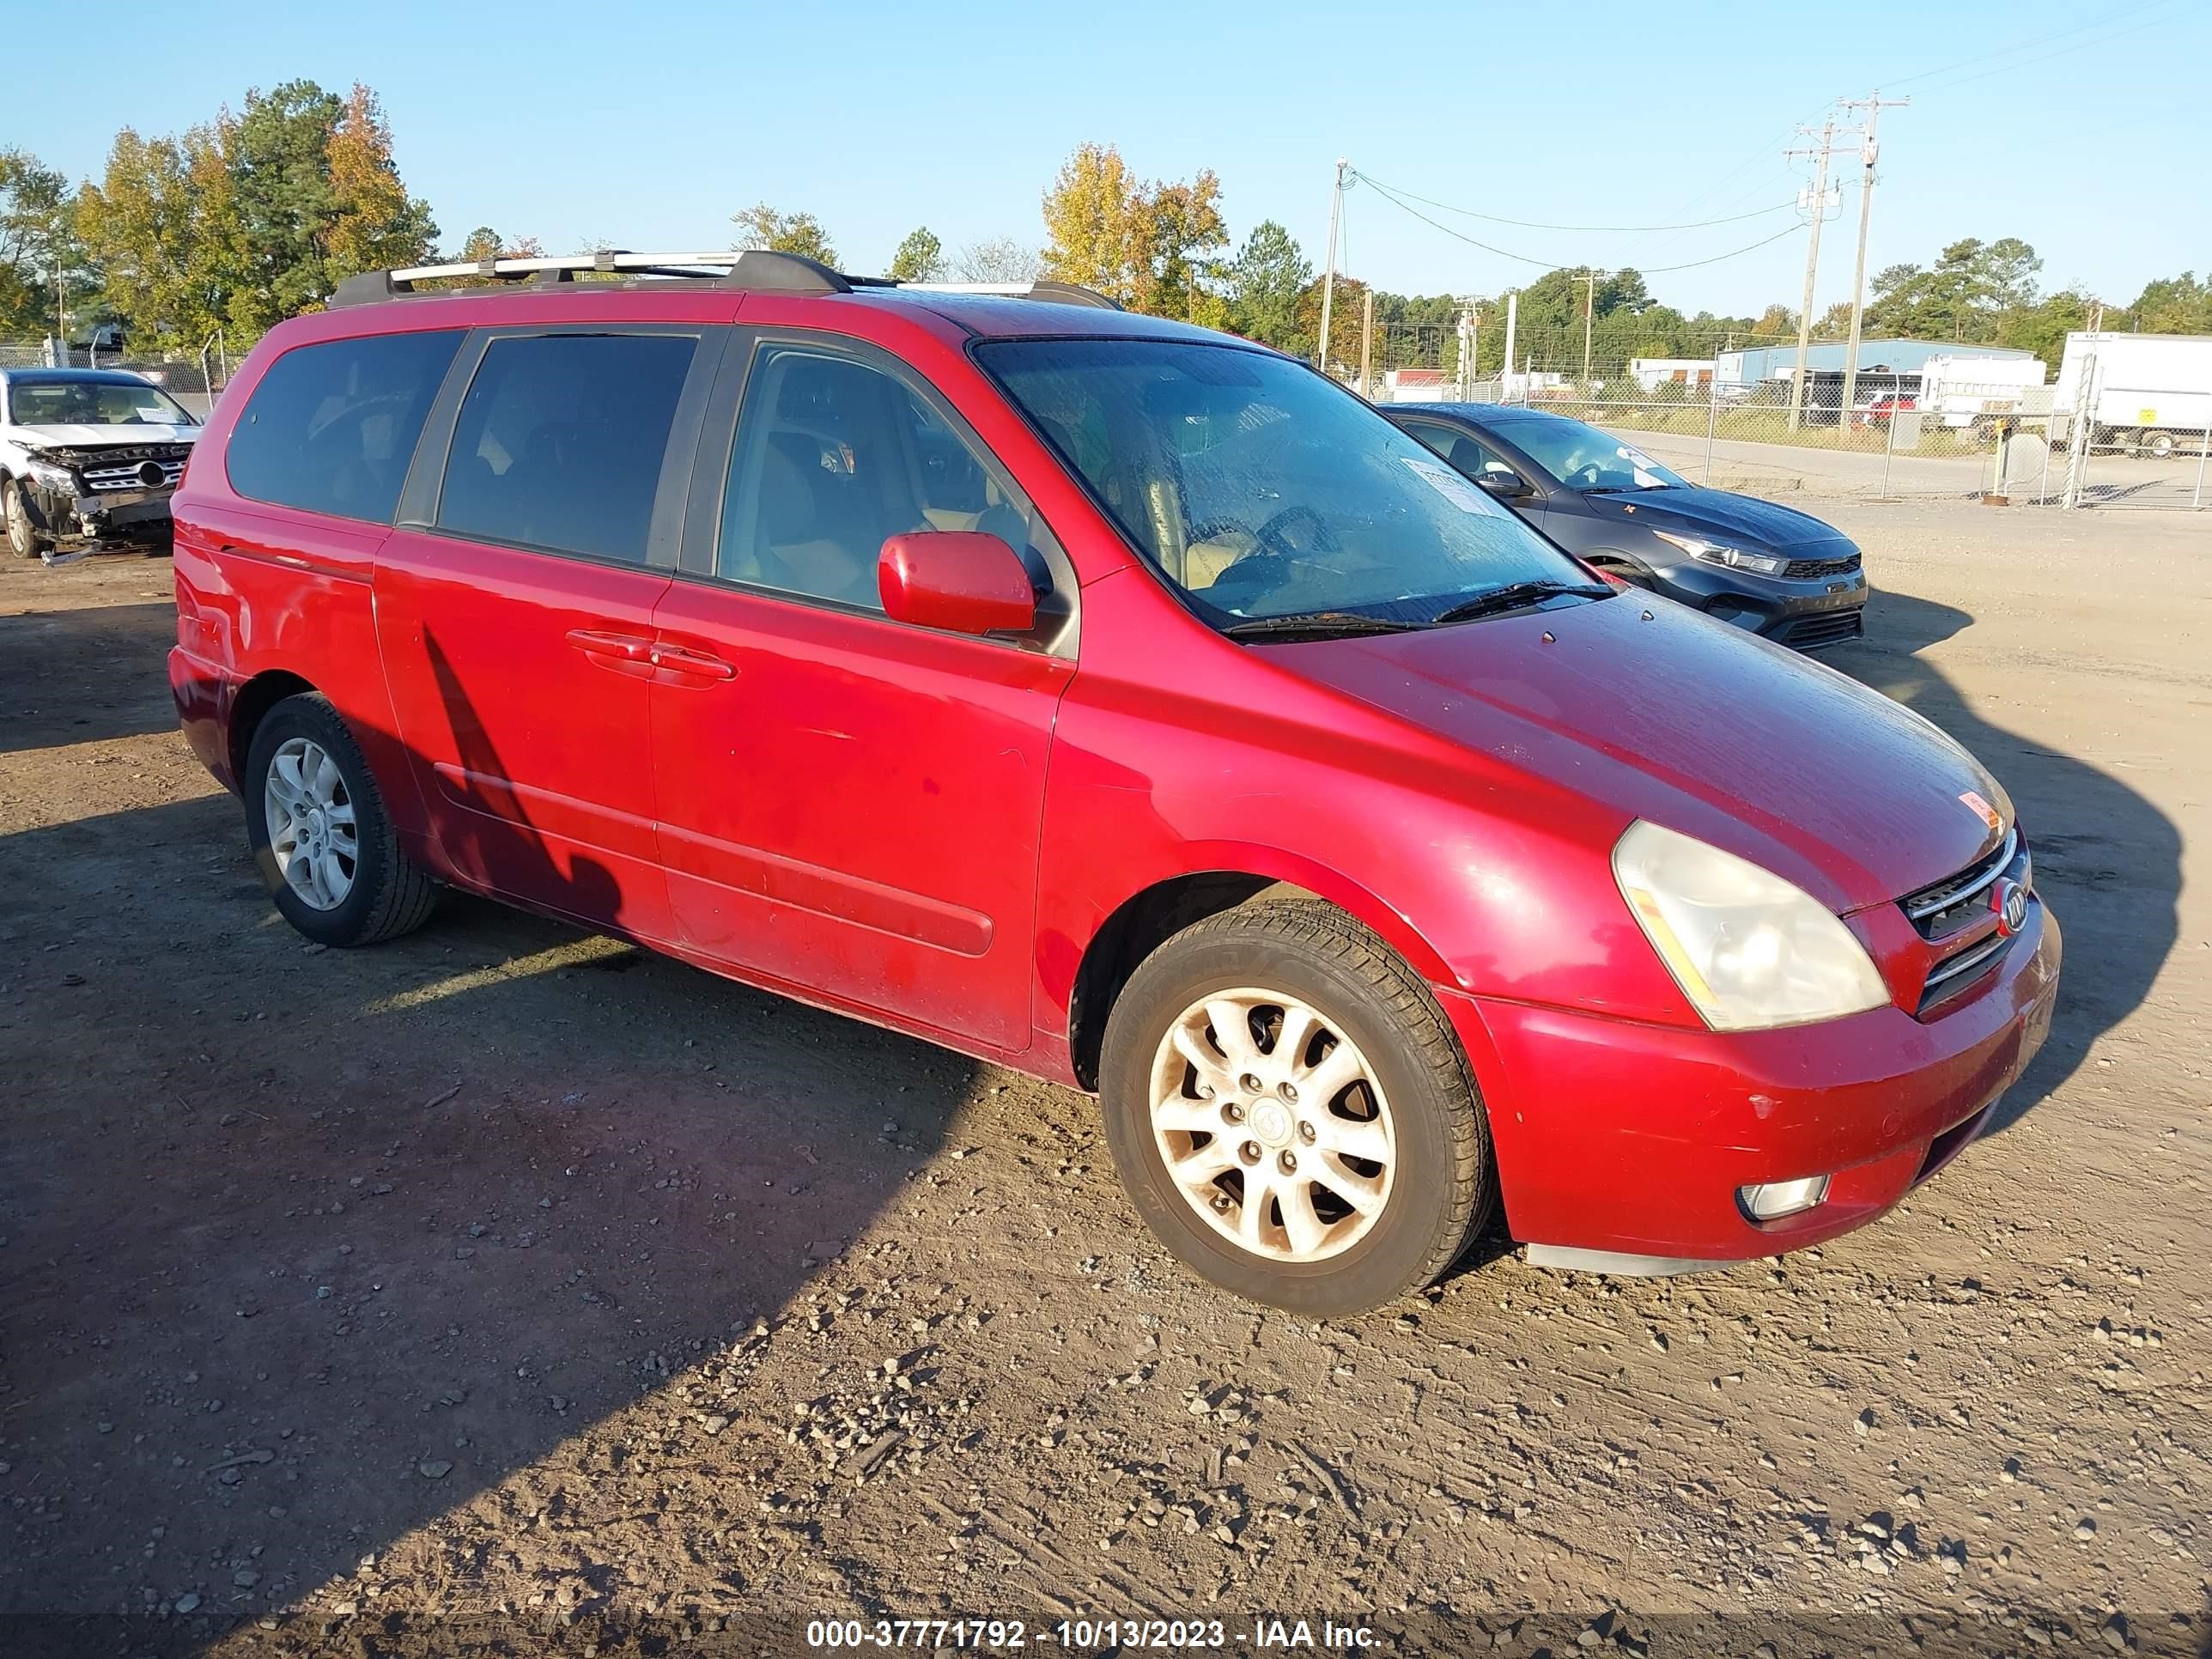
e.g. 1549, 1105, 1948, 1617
1403, 420, 1513, 486
226, 331, 463, 522
717, 343, 1033, 611
436, 332, 696, 563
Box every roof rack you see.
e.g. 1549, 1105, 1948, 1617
329, 252, 1121, 312
329, 249, 855, 307
897, 281, 1122, 312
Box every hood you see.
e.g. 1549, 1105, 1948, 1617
1582, 485, 1850, 552
20, 423, 200, 454
1274, 593, 2008, 914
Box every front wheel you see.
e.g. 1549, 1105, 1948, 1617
5, 480, 44, 560
2144, 431, 2178, 460
1098, 900, 1493, 1316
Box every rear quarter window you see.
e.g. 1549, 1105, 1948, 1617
225, 331, 464, 523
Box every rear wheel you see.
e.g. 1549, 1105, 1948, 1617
244, 692, 439, 946
2143, 431, 2178, 460
1099, 899, 1492, 1316
5, 480, 43, 560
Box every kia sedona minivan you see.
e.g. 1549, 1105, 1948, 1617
168, 250, 2059, 1315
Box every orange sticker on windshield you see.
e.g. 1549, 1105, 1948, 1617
1960, 791, 2001, 831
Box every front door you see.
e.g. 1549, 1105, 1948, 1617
649, 334, 1075, 1050
374, 325, 719, 941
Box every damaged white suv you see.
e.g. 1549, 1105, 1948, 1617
2, 367, 201, 559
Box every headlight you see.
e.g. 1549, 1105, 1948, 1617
1612, 820, 1890, 1031
1652, 530, 1785, 578
21, 456, 76, 490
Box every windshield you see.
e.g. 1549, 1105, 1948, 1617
1492, 415, 1686, 492
7, 378, 197, 428
977, 339, 1586, 624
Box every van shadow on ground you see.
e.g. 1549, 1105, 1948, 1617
0, 658, 971, 1653
0, 600, 183, 754
1822, 586, 2181, 1133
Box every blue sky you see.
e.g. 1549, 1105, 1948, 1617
12, 0, 2205, 317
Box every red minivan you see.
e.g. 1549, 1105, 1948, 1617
168, 251, 2059, 1314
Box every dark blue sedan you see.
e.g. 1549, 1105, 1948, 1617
1386, 404, 1867, 651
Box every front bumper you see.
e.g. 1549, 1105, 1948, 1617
1650, 559, 1868, 651
21, 476, 178, 544
1441, 898, 2060, 1266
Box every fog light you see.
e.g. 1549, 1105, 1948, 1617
1738, 1175, 1831, 1221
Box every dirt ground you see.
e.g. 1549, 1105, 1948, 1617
3, 501, 2207, 1659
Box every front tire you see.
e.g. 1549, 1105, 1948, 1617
2144, 431, 2178, 460
245, 693, 439, 946
5, 480, 44, 560
1099, 900, 1493, 1316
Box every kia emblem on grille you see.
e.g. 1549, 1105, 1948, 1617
1991, 878, 2029, 937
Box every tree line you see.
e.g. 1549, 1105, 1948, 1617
4, 111, 2205, 375
721, 142, 2212, 378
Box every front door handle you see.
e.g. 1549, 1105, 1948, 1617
565, 627, 655, 661
650, 644, 738, 680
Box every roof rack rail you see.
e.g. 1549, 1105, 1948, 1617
326, 252, 1121, 313
897, 280, 1122, 312
328, 248, 855, 307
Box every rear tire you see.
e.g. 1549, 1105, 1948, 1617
244, 692, 439, 946
5, 480, 43, 560
1098, 899, 1493, 1316
2144, 431, 2177, 460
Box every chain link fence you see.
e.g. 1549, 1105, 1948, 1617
1, 338, 232, 419
1343, 350, 2211, 512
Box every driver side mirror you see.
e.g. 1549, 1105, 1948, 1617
878, 532, 1036, 635
1477, 470, 1531, 501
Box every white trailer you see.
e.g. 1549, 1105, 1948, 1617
1917, 353, 2050, 429
2052, 331, 2212, 457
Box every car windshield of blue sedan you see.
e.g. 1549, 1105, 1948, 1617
1492, 413, 1687, 493
979, 339, 1591, 625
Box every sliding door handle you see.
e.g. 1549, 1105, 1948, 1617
564, 628, 655, 660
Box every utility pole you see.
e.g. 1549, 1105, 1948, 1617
1501, 291, 1519, 404
1359, 286, 1376, 398
1581, 269, 1599, 390
1784, 114, 1839, 431
1838, 92, 1908, 423
1317, 159, 1348, 376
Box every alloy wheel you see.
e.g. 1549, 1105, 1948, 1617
1146, 988, 1396, 1262
264, 737, 358, 911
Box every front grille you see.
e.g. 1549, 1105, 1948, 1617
1905, 828, 2020, 939
1918, 932, 2013, 1013
1783, 552, 1862, 580
82, 458, 185, 494
1781, 610, 1863, 650
1904, 828, 2033, 1016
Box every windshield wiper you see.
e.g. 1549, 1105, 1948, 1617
1219, 611, 1420, 641
1427, 580, 1614, 626
1583, 483, 1670, 494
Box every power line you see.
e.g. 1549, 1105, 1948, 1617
1355, 173, 1806, 275
1346, 173, 1796, 234
1902, 8, 2184, 94
1881, 0, 2185, 88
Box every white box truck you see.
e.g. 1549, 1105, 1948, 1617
2052, 332, 2212, 457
